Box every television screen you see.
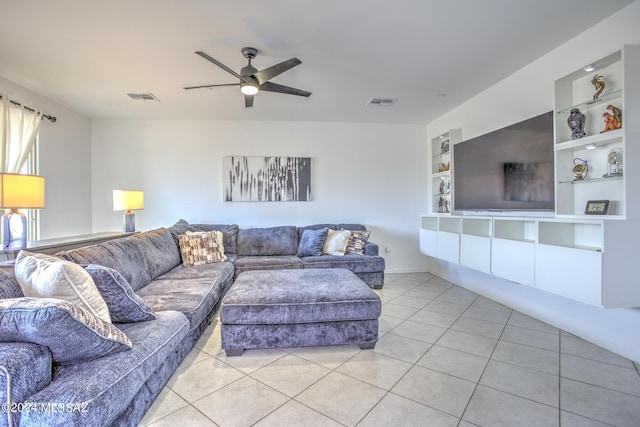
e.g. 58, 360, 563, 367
453, 111, 554, 212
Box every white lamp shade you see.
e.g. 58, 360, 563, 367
0, 173, 45, 209
113, 190, 144, 211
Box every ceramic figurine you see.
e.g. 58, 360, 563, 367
592, 74, 605, 100
568, 108, 586, 139
607, 104, 622, 126
601, 111, 622, 133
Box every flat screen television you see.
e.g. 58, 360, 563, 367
453, 111, 554, 212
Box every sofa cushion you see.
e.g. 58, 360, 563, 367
191, 223, 240, 254
233, 256, 303, 277
0, 298, 132, 364
345, 230, 371, 255
237, 225, 298, 256
302, 254, 385, 273
0, 264, 23, 299
15, 251, 111, 323
58, 237, 152, 291
297, 228, 329, 257
156, 261, 234, 282
136, 274, 232, 331
178, 230, 227, 266
130, 228, 182, 280
21, 311, 189, 427
323, 229, 351, 256
83, 265, 156, 323
0, 342, 52, 415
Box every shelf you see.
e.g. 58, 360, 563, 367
555, 128, 623, 149
556, 90, 622, 114
432, 171, 450, 178
558, 175, 623, 185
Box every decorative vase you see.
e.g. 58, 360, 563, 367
568, 108, 586, 139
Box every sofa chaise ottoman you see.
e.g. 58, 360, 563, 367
219, 268, 381, 355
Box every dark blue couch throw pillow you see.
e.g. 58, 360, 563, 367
297, 228, 329, 257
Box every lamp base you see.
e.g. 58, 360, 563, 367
123, 211, 136, 233
2, 209, 27, 249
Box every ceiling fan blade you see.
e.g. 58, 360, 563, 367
195, 51, 248, 82
259, 82, 311, 97
253, 58, 302, 85
183, 83, 240, 90
244, 94, 254, 108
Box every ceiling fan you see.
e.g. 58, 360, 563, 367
184, 47, 311, 108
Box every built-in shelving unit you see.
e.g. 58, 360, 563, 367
554, 45, 640, 219
421, 45, 640, 308
430, 129, 462, 214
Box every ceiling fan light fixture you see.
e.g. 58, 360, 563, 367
240, 82, 259, 95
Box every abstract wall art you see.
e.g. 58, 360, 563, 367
223, 156, 312, 202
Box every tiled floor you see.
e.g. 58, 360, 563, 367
139, 273, 640, 427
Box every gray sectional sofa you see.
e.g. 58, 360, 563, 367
0, 220, 384, 426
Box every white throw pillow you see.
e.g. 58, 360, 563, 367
322, 229, 351, 256
14, 251, 112, 323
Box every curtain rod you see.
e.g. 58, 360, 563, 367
0, 95, 56, 123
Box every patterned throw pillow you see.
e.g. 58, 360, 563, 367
322, 229, 351, 256
178, 230, 227, 266
345, 230, 371, 255
0, 298, 132, 364
83, 265, 156, 323
14, 251, 111, 323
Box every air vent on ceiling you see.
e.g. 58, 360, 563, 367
366, 98, 397, 107
127, 93, 160, 102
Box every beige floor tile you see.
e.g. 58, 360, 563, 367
450, 316, 505, 339
293, 344, 361, 369
461, 305, 511, 325
193, 376, 288, 427
336, 350, 413, 390
253, 400, 342, 427
561, 353, 640, 396
500, 325, 559, 352
296, 372, 386, 426
423, 300, 469, 316
378, 314, 404, 333
561, 335, 635, 368
139, 388, 188, 426
417, 345, 489, 383
392, 365, 476, 417
470, 296, 512, 312
373, 332, 432, 363
167, 357, 245, 402
388, 294, 434, 308
215, 347, 287, 374
145, 405, 217, 427
463, 385, 559, 427
480, 360, 559, 407
492, 341, 559, 375
561, 378, 640, 426
508, 312, 559, 334
358, 392, 459, 427
390, 319, 447, 343
250, 354, 331, 397
436, 329, 498, 358
560, 411, 613, 427
408, 308, 459, 328
177, 347, 213, 371
381, 302, 419, 320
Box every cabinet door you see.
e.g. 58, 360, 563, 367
437, 231, 460, 264
491, 238, 535, 285
535, 244, 603, 306
420, 229, 438, 257
460, 234, 491, 273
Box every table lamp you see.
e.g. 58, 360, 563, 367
113, 190, 144, 233
0, 173, 45, 249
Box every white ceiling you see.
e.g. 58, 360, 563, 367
0, 0, 634, 124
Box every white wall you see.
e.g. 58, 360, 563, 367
91, 119, 429, 273
427, 2, 640, 362
0, 76, 92, 239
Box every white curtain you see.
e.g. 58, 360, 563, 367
0, 95, 42, 173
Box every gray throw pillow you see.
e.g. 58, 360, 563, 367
0, 298, 132, 364
83, 265, 156, 323
297, 228, 329, 257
